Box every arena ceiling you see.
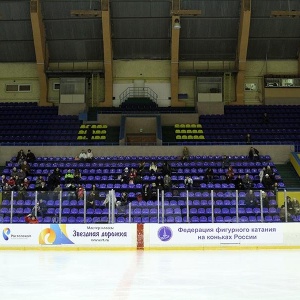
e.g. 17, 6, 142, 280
0, 0, 299, 63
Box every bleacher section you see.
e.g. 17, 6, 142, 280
0, 154, 284, 224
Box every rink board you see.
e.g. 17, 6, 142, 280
1, 223, 300, 250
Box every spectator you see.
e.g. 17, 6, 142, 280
248, 147, 260, 161
234, 175, 244, 190
52, 168, 62, 187
121, 167, 130, 183
24, 214, 39, 224
76, 184, 85, 200
149, 162, 158, 175
86, 149, 93, 162
150, 183, 158, 200
20, 160, 30, 177
245, 133, 251, 144
10, 167, 18, 178
37, 199, 47, 218
142, 183, 151, 201
35, 175, 45, 190
156, 175, 164, 191
261, 191, 269, 208
74, 168, 81, 185
292, 198, 300, 215
53, 184, 62, 200
17, 169, 26, 181
221, 155, 230, 169
87, 191, 96, 209
245, 190, 258, 208
263, 112, 269, 124
242, 174, 253, 190
262, 174, 273, 190
0, 175, 7, 189
264, 165, 275, 182
162, 161, 172, 176
225, 166, 234, 183
182, 146, 190, 161
26, 149, 36, 163
259, 168, 265, 183
137, 161, 146, 176
205, 168, 214, 183
184, 175, 193, 190
64, 169, 74, 186
16, 149, 26, 165
129, 168, 137, 184
116, 192, 128, 213
79, 150, 87, 161
163, 174, 172, 191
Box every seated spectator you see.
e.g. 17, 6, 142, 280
248, 147, 260, 161
259, 167, 265, 183
221, 155, 230, 169
261, 191, 269, 208
262, 174, 273, 190
205, 168, 214, 183
263, 112, 269, 124
116, 192, 128, 213
37, 199, 47, 218
182, 146, 190, 161
64, 169, 74, 186
78, 150, 87, 161
234, 175, 244, 190
86, 149, 93, 162
7, 176, 16, 190
16, 149, 26, 165
149, 162, 158, 175
87, 191, 96, 209
292, 198, 300, 215
17, 182, 27, 200
137, 161, 146, 176
286, 196, 295, 215
10, 167, 18, 178
242, 174, 253, 190
142, 183, 151, 201
245, 133, 251, 144
76, 184, 85, 200
20, 160, 31, 177
0, 175, 7, 189
264, 165, 275, 181
225, 166, 234, 183
163, 174, 172, 191
162, 161, 172, 176
53, 184, 62, 200
17, 169, 26, 181
52, 168, 62, 186
150, 183, 158, 200
129, 168, 137, 184
184, 175, 193, 190
26, 149, 36, 163
245, 190, 258, 208
23, 177, 30, 189
74, 168, 81, 185
156, 175, 164, 191
35, 175, 45, 190
121, 167, 130, 183
24, 214, 39, 224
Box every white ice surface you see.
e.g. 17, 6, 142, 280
0, 250, 300, 300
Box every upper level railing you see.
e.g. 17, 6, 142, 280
119, 87, 158, 105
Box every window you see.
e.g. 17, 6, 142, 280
5, 84, 31, 92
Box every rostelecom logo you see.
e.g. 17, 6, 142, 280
39, 228, 56, 245
2, 228, 10, 241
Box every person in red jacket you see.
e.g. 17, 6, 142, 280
24, 214, 39, 224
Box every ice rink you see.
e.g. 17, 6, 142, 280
1, 250, 300, 300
